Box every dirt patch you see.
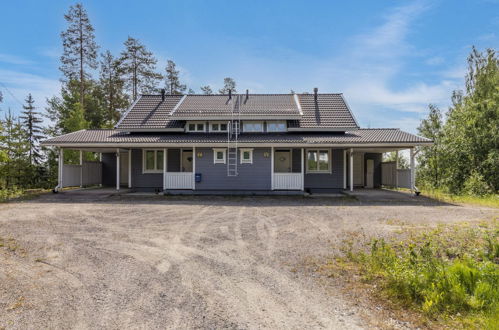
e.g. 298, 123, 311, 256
0, 192, 496, 329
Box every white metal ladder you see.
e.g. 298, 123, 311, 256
227, 94, 240, 176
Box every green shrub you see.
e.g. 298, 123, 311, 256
463, 171, 494, 197
350, 228, 499, 326
0, 187, 25, 202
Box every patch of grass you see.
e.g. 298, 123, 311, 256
0, 188, 25, 202
423, 189, 499, 208
0, 237, 27, 256
7, 296, 25, 311
385, 186, 499, 208
0, 188, 51, 203
322, 221, 499, 328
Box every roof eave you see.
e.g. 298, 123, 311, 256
171, 115, 302, 120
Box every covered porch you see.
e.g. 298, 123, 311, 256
54, 145, 420, 194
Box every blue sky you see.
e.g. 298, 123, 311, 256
0, 0, 498, 133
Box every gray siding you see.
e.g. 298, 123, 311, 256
304, 149, 344, 192
101, 153, 116, 187
131, 149, 162, 190
195, 147, 271, 190
364, 153, 382, 188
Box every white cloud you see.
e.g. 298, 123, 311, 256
0, 69, 60, 115
425, 56, 444, 65
0, 53, 34, 65
304, 2, 462, 126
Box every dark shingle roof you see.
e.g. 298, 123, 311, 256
116, 93, 359, 130
42, 129, 431, 146
116, 95, 184, 129
171, 94, 301, 118
293, 94, 358, 129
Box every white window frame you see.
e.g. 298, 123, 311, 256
240, 148, 253, 164
142, 149, 164, 173
306, 149, 332, 173
266, 121, 287, 132
213, 148, 227, 164
243, 121, 264, 133
209, 121, 229, 132
186, 121, 206, 132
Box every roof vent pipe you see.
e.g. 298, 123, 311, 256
161, 88, 166, 101
228, 89, 232, 99
246, 89, 249, 100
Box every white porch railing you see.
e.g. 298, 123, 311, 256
164, 172, 193, 190
273, 173, 302, 190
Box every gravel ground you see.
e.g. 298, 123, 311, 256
0, 190, 496, 329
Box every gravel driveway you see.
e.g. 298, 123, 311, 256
0, 190, 496, 329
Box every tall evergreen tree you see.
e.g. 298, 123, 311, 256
200, 85, 213, 94
20, 94, 44, 165
164, 60, 186, 95
417, 104, 443, 188
120, 36, 162, 100
218, 77, 237, 94
0, 110, 29, 188
99, 50, 129, 125
188, 88, 195, 94
60, 3, 99, 109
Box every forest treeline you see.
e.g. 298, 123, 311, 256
0, 3, 236, 190
0, 3, 497, 197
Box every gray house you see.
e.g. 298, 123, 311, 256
41, 89, 431, 194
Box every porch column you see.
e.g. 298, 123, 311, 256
58, 147, 64, 190
395, 150, 399, 189
301, 148, 305, 191
271, 147, 274, 190
163, 148, 167, 191
99, 152, 102, 187
349, 148, 354, 192
116, 149, 120, 191
192, 146, 196, 190
343, 149, 347, 189
79, 150, 83, 187
410, 148, 415, 193
128, 149, 132, 188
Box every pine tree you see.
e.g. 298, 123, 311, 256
164, 60, 186, 95
200, 85, 213, 94
100, 50, 129, 125
20, 94, 44, 165
120, 36, 163, 100
218, 77, 237, 94
188, 88, 195, 94
1, 110, 29, 188
60, 3, 99, 109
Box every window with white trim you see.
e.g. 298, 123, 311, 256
306, 149, 331, 173
240, 148, 253, 164
210, 122, 228, 132
143, 149, 164, 173
186, 122, 205, 132
213, 148, 226, 164
243, 121, 263, 132
267, 121, 287, 132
